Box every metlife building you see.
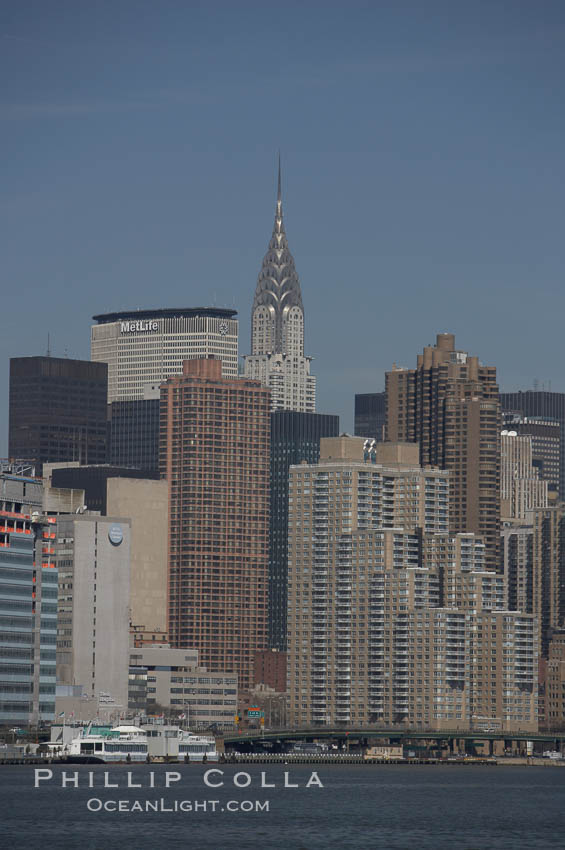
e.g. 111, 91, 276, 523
91, 307, 238, 402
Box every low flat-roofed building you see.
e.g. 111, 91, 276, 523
128, 645, 238, 729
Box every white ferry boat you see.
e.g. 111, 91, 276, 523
63, 724, 218, 763
178, 730, 219, 762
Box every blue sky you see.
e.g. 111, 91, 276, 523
1, 0, 564, 451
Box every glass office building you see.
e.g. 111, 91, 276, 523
0, 474, 57, 726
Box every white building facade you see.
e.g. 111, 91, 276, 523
56, 514, 131, 712
91, 307, 238, 403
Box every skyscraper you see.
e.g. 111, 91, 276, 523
502, 524, 534, 614
160, 357, 270, 692
107, 386, 161, 473
544, 630, 565, 730
287, 438, 449, 727
500, 430, 547, 521
91, 307, 239, 403
500, 391, 565, 496
269, 410, 339, 651
354, 392, 386, 440
502, 415, 560, 496
386, 333, 501, 571
243, 160, 316, 412
532, 504, 565, 656
43, 464, 168, 639
287, 437, 536, 730
55, 514, 131, 711
9, 357, 108, 471
0, 474, 57, 726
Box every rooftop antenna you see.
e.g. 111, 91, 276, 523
46, 333, 51, 357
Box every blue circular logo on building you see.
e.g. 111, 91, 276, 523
108, 524, 123, 546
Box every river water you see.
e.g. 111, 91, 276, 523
2, 763, 564, 849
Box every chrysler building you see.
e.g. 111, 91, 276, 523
243, 159, 316, 412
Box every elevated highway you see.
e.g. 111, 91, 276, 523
223, 727, 565, 755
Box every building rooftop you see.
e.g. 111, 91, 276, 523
92, 307, 238, 324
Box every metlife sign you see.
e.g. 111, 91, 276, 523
120, 320, 159, 334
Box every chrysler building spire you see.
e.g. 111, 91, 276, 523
250, 155, 304, 357
244, 158, 316, 413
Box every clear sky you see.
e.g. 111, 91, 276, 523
1, 0, 564, 452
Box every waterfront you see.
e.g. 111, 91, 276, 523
2, 764, 565, 849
